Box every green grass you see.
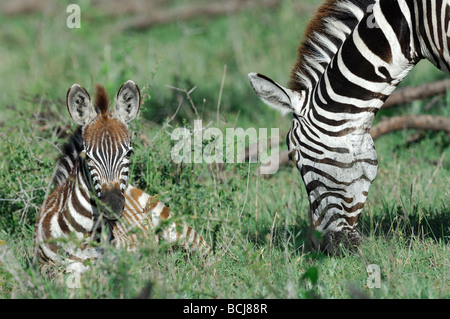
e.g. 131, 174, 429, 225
0, 0, 449, 299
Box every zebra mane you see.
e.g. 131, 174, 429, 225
289, 0, 375, 92
94, 84, 110, 116
52, 126, 83, 187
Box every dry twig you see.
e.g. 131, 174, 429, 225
370, 115, 450, 140
382, 79, 450, 109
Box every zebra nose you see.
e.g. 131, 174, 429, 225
99, 184, 125, 220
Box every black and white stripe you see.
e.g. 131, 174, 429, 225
34, 81, 141, 271
83, 138, 132, 198
250, 0, 449, 253
34, 132, 104, 270
35, 81, 213, 274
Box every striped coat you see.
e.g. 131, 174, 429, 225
113, 186, 211, 253
34, 81, 212, 274
249, 0, 450, 254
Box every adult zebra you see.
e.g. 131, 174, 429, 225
249, 0, 449, 254
34, 81, 212, 275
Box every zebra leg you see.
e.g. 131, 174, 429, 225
112, 187, 213, 258
145, 197, 213, 257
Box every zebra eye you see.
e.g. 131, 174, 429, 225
125, 148, 134, 157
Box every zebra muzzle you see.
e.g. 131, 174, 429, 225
98, 186, 125, 221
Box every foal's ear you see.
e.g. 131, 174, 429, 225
66, 84, 95, 126
114, 80, 141, 123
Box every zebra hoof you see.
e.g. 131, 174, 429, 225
312, 230, 361, 256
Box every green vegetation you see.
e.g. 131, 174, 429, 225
0, 0, 448, 299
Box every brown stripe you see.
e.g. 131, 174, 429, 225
310, 192, 353, 212
63, 206, 87, 234
121, 203, 136, 225
125, 193, 142, 216
314, 203, 341, 227
129, 187, 144, 201
341, 201, 366, 214
185, 227, 192, 241
71, 188, 92, 219
41, 207, 56, 241
146, 196, 159, 212
160, 206, 170, 220
37, 246, 50, 263
191, 232, 198, 249
57, 212, 70, 235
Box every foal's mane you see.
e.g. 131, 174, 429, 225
52, 126, 83, 187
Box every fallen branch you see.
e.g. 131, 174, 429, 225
238, 127, 288, 163
257, 115, 450, 174
382, 79, 450, 109
238, 135, 284, 163
38, 124, 70, 139
370, 115, 450, 140
247, 79, 449, 164
120, 0, 282, 31
257, 150, 290, 175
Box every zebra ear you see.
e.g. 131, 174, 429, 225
115, 80, 141, 123
248, 73, 301, 115
66, 84, 95, 126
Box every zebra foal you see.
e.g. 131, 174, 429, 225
34, 81, 212, 274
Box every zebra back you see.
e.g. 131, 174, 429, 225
52, 126, 83, 187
